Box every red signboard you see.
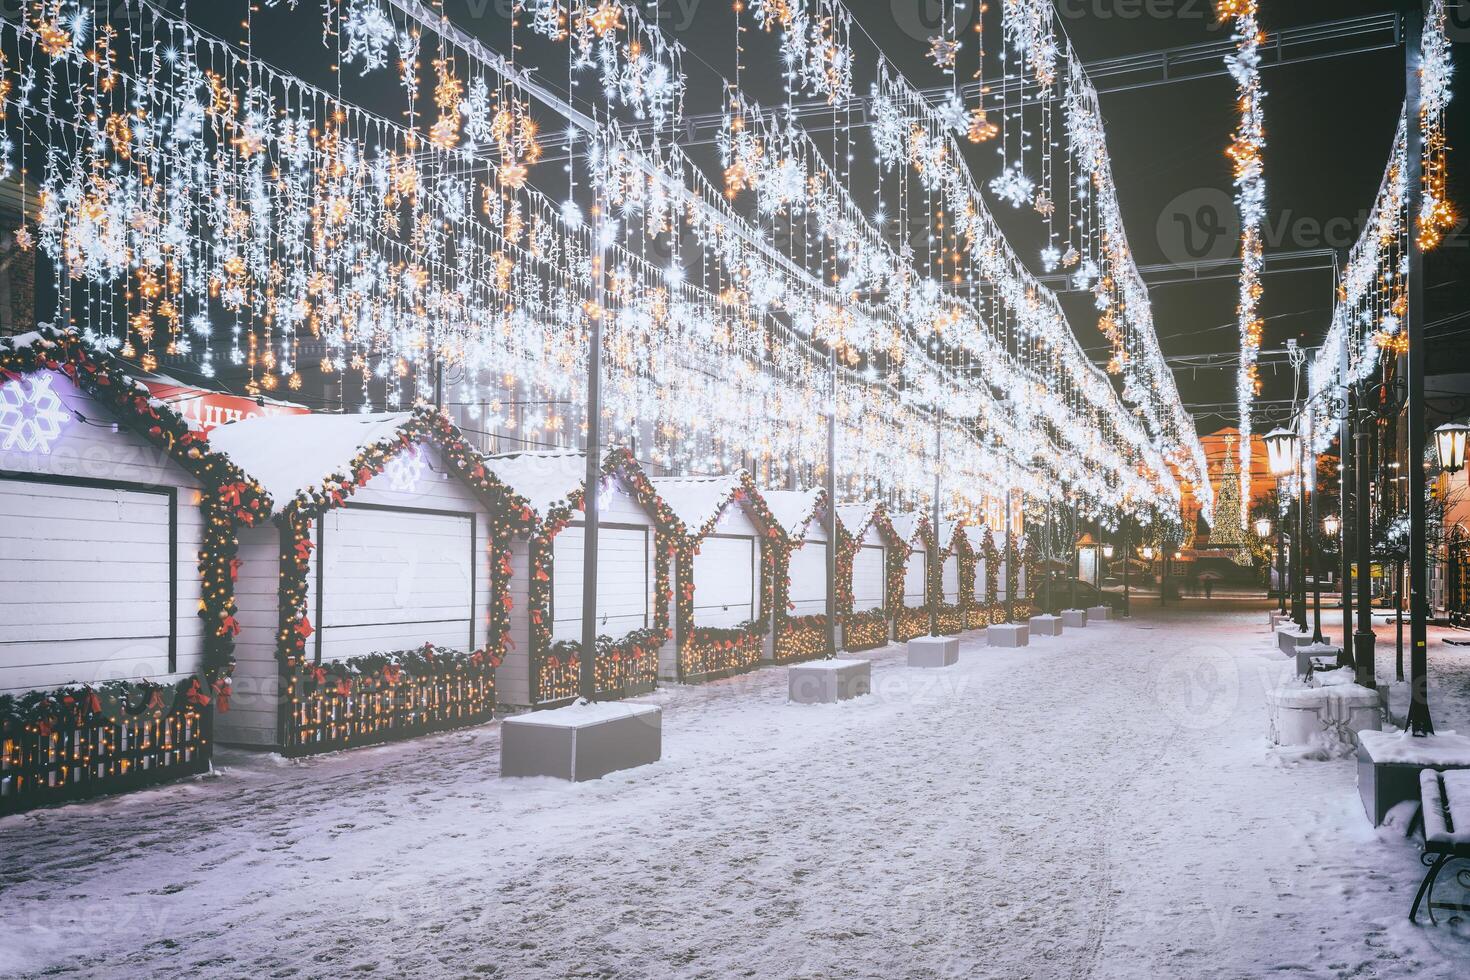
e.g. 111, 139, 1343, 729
141, 380, 310, 434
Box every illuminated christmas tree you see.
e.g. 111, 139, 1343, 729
1210, 437, 1252, 562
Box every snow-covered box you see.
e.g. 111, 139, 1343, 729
0, 328, 270, 811
209, 408, 512, 755
484, 447, 675, 708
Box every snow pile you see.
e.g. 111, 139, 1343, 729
1358, 728, 1470, 766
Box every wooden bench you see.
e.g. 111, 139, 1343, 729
1410, 768, 1470, 923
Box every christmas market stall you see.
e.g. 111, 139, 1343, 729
964, 525, 1003, 627
650, 472, 781, 683
0, 328, 269, 813
762, 487, 833, 663
935, 521, 968, 635
889, 512, 935, 642
835, 502, 903, 652
207, 408, 515, 756
483, 447, 677, 708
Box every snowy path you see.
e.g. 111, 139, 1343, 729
3, 602, 1469, 978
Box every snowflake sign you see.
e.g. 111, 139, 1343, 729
0, 372, 72, 453
385, 446, 425, 493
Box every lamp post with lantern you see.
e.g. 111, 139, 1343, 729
1264, 427, 1301, 624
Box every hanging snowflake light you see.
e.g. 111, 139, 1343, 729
989, 162, 1036, 209
0, 372, 73, 454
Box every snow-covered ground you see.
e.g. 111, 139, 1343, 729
3, 601, 1469, 978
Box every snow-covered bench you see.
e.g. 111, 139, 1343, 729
1410, 769, 1470, 923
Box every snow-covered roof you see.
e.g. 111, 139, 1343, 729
836, 502, 878, 536
963, 525, 990, 552
889, 511, 926, 547
651, 473, 747, 535
484, 450, 589, 519
761, 488, 825, 539
207, 412, 412, 504
937, 520, 961, 550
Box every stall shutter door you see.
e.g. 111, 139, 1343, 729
942, 554, 960, 603
692, 536, 755, 626
0, 479, 173, 694
551, 526, 650, 641
903, 549, 927, 605
853, 546, 885, 610
974, 560, 988, 602
787, 542, 828, 614
319, 507, 474, 657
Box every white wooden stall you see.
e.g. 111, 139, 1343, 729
937, 520, 962, 605
483, 449, 666, 708
208, 413, 499, 748
891, 512, 930, 607
0, 362, 208, 698
763, 487, 831, 661
838, 503, 890, 616
651, 473, 774, 682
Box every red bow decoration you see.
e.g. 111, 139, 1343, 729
334, 679, 352, 697
295, 616, 315, 639
294, 537, 313, 562
229, 558, 243, 582
85, 691, 103, 715
148, 689, 167, 710
185, 679, 211, 706
310, 666, 328, 685
219, 614, 241, 637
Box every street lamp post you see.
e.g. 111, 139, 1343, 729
1265, 427, 1301, 627
1256, 516, 1273, 601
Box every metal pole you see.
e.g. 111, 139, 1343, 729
1294, 447, 1308, 630
578, 225, 608, 703
1122, 518, 1131, 618
1004, 488, 1015, 623
1354, 408, 1377, 688
1311, 451, 1325, 643
931, 409, 942, 637
824, 350, 838, 658
1341, 364, 1355, 665
1044, 507, 1054, 614
1070, 498, 1079, 611
1404, 0, 1433, 735
1276, 506, 1287, 613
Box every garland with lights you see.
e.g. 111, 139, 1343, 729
283, 644, 497, 756
521, 447, 679, 704
843, 608, 889, 652
774, 612, 831, 663
1218, 0, 1268, 526
540, 627, 666, 705
0, 325, 270, 810
271, 407, 524, 741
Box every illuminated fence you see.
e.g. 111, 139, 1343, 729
283, 647, 497, 757
1, 701, 210, 815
